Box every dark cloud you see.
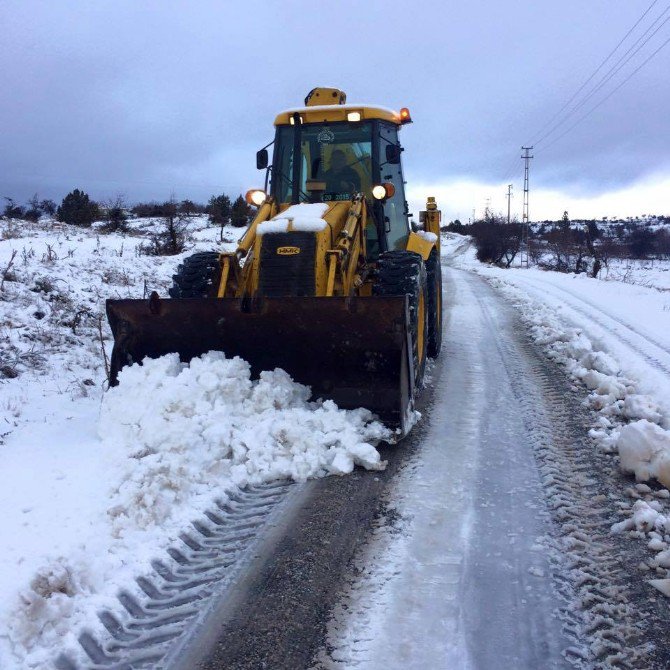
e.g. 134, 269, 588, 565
1, 0, 668, 206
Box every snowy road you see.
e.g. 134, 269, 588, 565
159, 260, 656, 670
317, 268, 569, 669
316, 265, 652, 670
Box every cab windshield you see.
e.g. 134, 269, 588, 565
273, 121, 373, 204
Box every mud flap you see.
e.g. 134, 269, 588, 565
106, 295, 414, 434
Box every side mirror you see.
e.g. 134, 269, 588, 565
256, 148, 269, 170
385, 144, 401, 164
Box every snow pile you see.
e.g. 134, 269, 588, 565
484, 275, 670, 469
257, 203, 329, 235
2, 352, 389, 668
101, 352, 388, 536
617, 420, 670, 489
7, 558, 96, 653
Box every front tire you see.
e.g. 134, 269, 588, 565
426, 248, 442, 358
373, 250, 428, 387
169, 251, 222, 299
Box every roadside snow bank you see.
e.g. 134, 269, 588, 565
4, 352, 389, 669
442, 232, 670, 578
617, 420, 670, 489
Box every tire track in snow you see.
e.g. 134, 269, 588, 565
54, 480, 297, 670
544, 281, 670, 358
474, 276, 650, 669
513, 275, 670, 377
317, 269, 584, 668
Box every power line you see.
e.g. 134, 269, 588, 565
500, 154, 520, 183
528, 0, 660, 146
499, 2, 668, 185
506, 183, 513, 224
520, 147, 533, 267
534, 3, 670, 146
537, 32, 670, 154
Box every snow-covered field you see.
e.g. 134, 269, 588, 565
444, 233, 670, 585
0, 217, 388, 669
601, 258, 670, 291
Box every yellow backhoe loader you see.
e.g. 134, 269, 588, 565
106, 88, 442, 436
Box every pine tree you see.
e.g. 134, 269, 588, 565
207, 194, 232, 226
57, 189, 99, 227
230, 195, 252, 228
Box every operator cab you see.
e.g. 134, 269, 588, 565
258, 89, 413, 257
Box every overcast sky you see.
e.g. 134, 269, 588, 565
1, 0, 669, 220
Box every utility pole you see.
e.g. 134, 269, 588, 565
521, 146, 533, 267
506, 184, 513, 224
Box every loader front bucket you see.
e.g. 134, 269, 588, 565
106, 295, 414, 434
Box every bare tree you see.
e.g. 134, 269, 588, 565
100, 195, 128, 233
40, 199, 57, 217
24, 194, 42, 222
471, 212, 522, 267
140, 197, 189, 255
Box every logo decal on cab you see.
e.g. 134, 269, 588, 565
276, 246, 301, 255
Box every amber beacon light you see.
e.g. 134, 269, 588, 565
399, 107, 412, 124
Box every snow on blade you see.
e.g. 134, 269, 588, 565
3, 351, 389, 669
415, 230, 437, 243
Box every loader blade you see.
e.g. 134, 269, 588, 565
106, 296, 414, 434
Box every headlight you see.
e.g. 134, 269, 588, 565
372, 183, 396, 201
245, 189, 266, 206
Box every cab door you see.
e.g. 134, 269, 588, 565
377, 122, 410, 251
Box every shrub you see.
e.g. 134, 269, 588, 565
470, 214, 522, 267
230, 195, 253, 228
40, 199, 57, 217
139, 200, 189, 255
178, 199, 205, 217
3, 197, 25, 219
57, 189, 99, 227
628, 228, 655, 259
100, 196, 128, 233
24, 194, 42, 222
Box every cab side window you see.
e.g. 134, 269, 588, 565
377, 124, 409, 250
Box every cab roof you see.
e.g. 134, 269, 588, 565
274, 104, 402, 127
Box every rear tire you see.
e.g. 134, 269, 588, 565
426, 248, 442, 358
169, 251, 222, 299
373, 250, 428, 387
